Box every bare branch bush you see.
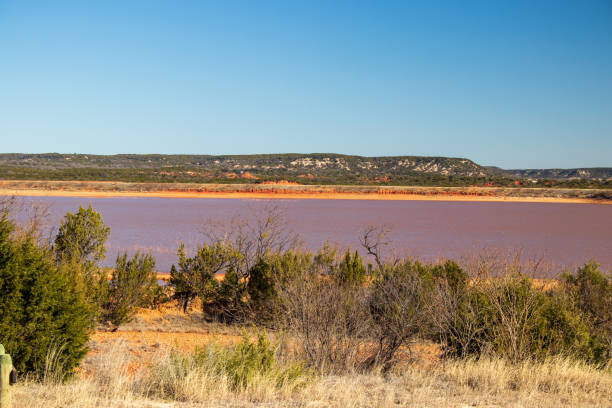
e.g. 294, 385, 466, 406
359, 225, 394, 269
201, 203, 300, 279
274, 250, 372, 373
0, 196, 52, 244
367, 261, 431, 372
171, 204, 302, 322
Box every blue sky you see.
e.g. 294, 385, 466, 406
0, 1, 610, 169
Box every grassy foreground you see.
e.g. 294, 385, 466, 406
12, 306, 612, 408
14, 340, 612, 408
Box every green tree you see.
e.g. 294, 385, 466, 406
247, 259, 277, 322
213, 268, 247, 323
54, 204, 110, 267
169, 242, 241, 317
54, 204, 111, 324
335, 249, 367, 285
368, 261, 432, 371
102, 252, 158, 326
0, 212, 90, 378
563, 262, 612, 360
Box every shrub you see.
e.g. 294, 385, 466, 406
169, 242, 242, 318
562, 262, 612, 361
533, 290, 598, 361
54, 205, 111, 324
275, 249, 371, 373
220, 331, 276, 389
334, 249, 367, 286
210, 268, 247, 323
367, 260, 433, 371
247, 259, 277, 322
432, 270, 603, 363
146, 331, 308, 400
149, 284, 172, 309
429, 262, 492, 358
54, 204, 110, 267
102, 252, 159, 326
0, 213, 90, 378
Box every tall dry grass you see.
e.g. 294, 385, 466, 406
12, 339, 612, 408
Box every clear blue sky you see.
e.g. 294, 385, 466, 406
1, 1, 610, 169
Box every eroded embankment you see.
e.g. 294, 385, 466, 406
0, 179, 611, 203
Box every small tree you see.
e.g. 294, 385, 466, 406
54, 204, 110, 267
247, 259, 273, 309
367, 260, 432, 371
54, 205, 111, 323
0, 212, 90, 378
334, 249, 367, 286
169, 245, 197, 313
428, 260, 491, 358
563, 262, 612, 360
102, 252, 158, 326
169, 242, 241, 319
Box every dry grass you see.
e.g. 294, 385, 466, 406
12, 337, 612, 408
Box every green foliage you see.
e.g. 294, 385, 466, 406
222, 331, 275, 389
432, 260, 468, 292
149, 284, 172, 309
54, 204, 110, 267
157, 331, 308, 394
247, 259, 277, 322
368, 260, 433, 370
533, 290, 599, 361
335, 249, 367, 285
433, 269, 606, 363
209, 268, 247, 323
562, 262, 612, 360
102, 252, 159, 326
54, 204, 111, 325
0, 213, 90, 377
169, 249, 196, 313
170, 242, 243, 319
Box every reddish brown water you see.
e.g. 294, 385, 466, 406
16, 196, 612, 274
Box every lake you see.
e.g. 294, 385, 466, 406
11, 196, 612, 274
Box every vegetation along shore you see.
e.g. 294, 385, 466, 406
1, 199, 611, 407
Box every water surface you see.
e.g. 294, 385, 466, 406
14, 196, 612, 273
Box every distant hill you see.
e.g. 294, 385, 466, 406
499, 168, 612, 181
0, 153, 609, 188
0, 153, 487, 175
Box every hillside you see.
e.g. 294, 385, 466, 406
500, 168, 612, 181
0, 153, 610, 188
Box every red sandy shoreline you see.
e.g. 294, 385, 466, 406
1, 186, 610, 204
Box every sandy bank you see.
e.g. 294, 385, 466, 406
0, 180, 610, 204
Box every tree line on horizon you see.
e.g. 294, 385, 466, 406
0, 153, 610, 189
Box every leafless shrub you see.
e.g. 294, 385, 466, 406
367, 261, 431, 371
459, 247, 555, 279
359, 225, 395, 269
0, 196, 51, 243
275, 252, 372, 373
201, 203, 300, 279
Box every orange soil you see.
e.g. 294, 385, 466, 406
259, 180, 301, 185
1, 179, 609, 204
91, 330, 242, 353
1, 187, 608, 204
86, 302, 442, 373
